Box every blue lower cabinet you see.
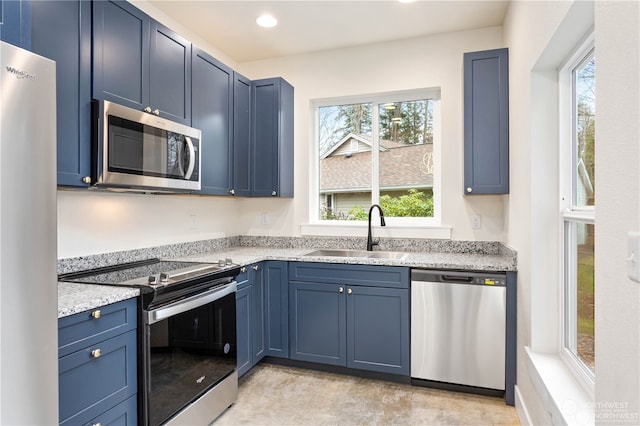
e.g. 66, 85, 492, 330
58, 299, 137, 426
59, 329, 137, 425
289, 281, 347, 366
263, 261, 289, 357
236, 283, 253, 377
289, 263, 410, 376
347, 286, 409, 375
83, 394, 137, 426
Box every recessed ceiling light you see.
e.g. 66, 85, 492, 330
256, 14, 278, 28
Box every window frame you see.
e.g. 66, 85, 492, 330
310, 88, 441, 226
558, 34, 595, 395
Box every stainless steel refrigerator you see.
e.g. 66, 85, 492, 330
0, 41, 58, 423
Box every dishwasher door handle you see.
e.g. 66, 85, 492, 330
440, 275, 474, 283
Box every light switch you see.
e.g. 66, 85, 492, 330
471, 214, 481, 229
627, 232, 640, 283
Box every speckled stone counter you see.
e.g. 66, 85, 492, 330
172, 246, 516, 272
58, 282, 139, 318
58, 236, 517, 318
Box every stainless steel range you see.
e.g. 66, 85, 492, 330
59, 258, 241, 425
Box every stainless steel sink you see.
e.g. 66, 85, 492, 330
303, 249, 371, 258
302, 249, 409, 260
366, 251, 410, 260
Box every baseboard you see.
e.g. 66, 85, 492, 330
514, 385, 534, 426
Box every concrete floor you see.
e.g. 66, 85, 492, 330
215, 363, 520, 425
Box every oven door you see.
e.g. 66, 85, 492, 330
142, 283, 237, 426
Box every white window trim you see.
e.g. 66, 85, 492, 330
307, 88, 443, 235
558, 32, 595, 397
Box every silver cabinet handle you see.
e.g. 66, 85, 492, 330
91, 310, 101, 319
144, 106, 152, 113
252, 265, 260, 271
466, 187, 473, 193
338, 287, 344, 293
271, 190, 277, 196
229, 189, 235, 195
91, 349, 101, 358
183, 137, 196, 180
240, 267, 246, 273
152, 109, 160, 116
92, 423, 102, 426
347, 288, 353, 295
82, 176, 91, 185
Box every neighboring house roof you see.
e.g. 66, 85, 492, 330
320, 136, 433, 192
321, 132, 408, 159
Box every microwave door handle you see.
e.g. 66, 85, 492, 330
183, 137, 195, 180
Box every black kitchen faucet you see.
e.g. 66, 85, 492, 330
367, 204, 386, 251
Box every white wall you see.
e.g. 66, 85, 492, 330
505, 0, 640, 424
593, 1, 640, 420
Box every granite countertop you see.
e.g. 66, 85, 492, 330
172, 246, 517, 272
58, 237, 517, 318
58, 282, 139, 318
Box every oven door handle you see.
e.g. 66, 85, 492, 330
146, 281, 236, 325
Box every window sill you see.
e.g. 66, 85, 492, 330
525, 346, 593, 425
300, 223, 452, 239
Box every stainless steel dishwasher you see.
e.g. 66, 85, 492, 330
411, 269, 506, 391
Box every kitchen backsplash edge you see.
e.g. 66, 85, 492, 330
57, 236, 515, 274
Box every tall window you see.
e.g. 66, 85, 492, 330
314, 89, 440, 223
560, 38, 595, 384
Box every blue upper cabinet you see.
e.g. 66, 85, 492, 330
232, 72, 252, 197
93, 1, 191, 125
93, 0, 149, 110
0, 0, 31, 49
149, 21, 191, 125
192, 47, 233, 195
463, 48, 509, 194
251, 78, 294, 197
31, 0, 92, 187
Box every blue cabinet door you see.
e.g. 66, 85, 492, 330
463, 48, 509, 194
236, 284, 252, 377
31, 0, 92, 187
263, 261, 289, 358
0, 0, 31, 49
232, 72, 252, 196
92, 0, 150, 110
192, 47, 233, 195
59, 329, 137, 425
149, 20, 191, 125
83, 394, 137, 426
251, 263, 266, 364
289, 281, 346, 366
347, 286, 409, 375
251, 78, 294, 197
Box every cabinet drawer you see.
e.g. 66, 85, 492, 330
59, 298, 137, 357
83, 394, 137, 426
59, 329, 137, 425
289, 262, 409, 289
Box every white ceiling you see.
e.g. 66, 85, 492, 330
148, 1, 511, 63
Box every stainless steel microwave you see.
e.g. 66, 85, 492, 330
91, 100, 201, 192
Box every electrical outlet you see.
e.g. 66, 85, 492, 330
261, 212, 269, 225
471, 214, 481, 229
